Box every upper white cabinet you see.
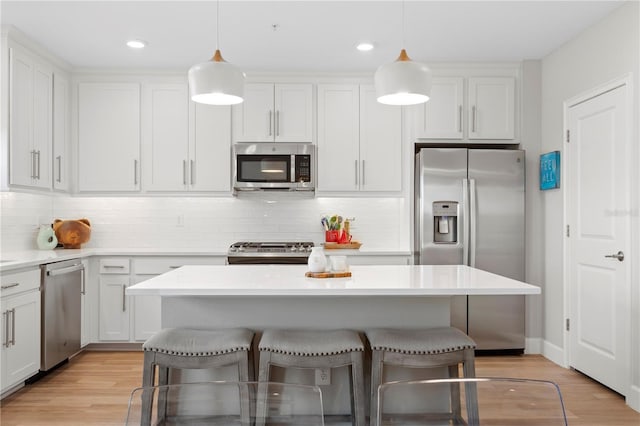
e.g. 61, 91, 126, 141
9, 46, 52, 189
141, 82, 231, 192
78, 83, 141, 192
52, 72, 70, 191
467, 77, 515, 140
414, 76, 515, 141
317, 84, 401, 193
415, 77, 464, 139
233, 83, 313, 143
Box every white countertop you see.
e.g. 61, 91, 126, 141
0, 247, 410, 272
126, 264, 540, 297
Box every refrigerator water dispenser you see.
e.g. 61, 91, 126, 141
433, 201, 457, 243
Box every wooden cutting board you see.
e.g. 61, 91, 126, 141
324, 241, 362, 249
305, 271, 352, 278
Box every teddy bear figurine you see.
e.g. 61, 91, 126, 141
53, 218, 91, 249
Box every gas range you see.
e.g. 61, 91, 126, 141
227, 241, 314, 265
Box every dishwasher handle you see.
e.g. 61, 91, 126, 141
46, 263, 84, 277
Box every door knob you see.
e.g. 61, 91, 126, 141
604, 251, 624, 262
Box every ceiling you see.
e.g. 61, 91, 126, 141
1, 1, 626, 73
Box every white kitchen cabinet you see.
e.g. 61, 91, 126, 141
233, 83, 313, 143
9, 46, 52, 189
468, 77, 515, 140
52, 72, 70, 191
189, 102, 232, 192
317, 84, 401, 193
98, 259, 130, 341
414, 76, 515, 141
1, 268, 41, 394
359, 85, 402, 192
414, 77, 464, 139
78, 82, 141, 192
130, 256, 225, 341
141, 82, 232, 192
141, 83, 189, 192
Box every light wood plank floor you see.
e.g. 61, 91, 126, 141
1, 351, 639, 425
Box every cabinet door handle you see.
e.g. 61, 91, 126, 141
276, 110, 280, 136
30, 150, 35, 179
103, 265, 125, 269
268, 110, 273, 136
190, 160, 195, 185
36, 150, 41, 180
3, 311, 8, 348
134, 160, 138, 185
183, 160, 187, 185
56, 155, 62, 183
1, 283, 19, 290
458, 105, 463, 133
122, 285, 126, 312
471, 106, 477, 133
362, 160, 365, 187
10, 309, 15, 346
81, 268, 86, 295
355, 160, 358, 186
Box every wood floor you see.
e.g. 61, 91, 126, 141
1, 351, 639, 425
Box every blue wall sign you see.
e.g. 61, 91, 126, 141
540, 151, 561, 190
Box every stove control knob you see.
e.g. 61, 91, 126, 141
229, 247, 237, 253
290, 246, 297, 252
238, 246, 245, 252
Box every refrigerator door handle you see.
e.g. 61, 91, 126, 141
462, 178, 469, 266
469, 178, 477, 267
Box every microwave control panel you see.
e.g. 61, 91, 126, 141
295, 155, 312, 182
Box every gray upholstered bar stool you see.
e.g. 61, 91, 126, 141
258, 329, 366, 426
141, 328, 255, 424
366, 327, 478, 426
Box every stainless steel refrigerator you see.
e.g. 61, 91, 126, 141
415, 148, 525, 351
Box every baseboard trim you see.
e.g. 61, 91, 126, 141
542, 339, 566, 367
524, 337, 542, 354
628, 385, 640, 413
82, 342, 142, 351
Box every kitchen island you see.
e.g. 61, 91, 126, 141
127, 264, 540, 330
127, 264, 540, 416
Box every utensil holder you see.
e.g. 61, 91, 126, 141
325, 230, 339, 242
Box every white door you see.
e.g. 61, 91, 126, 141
233, 83, 274, 142
190, 103, 232, 192
468, 77, 515, 140
567, 83, 630, 395
415, 77, 464, 139
274, 84, 313, 142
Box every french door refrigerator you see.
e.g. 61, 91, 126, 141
415, 148, 525, 351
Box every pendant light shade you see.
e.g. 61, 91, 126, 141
374, 49, 431, 106
188, 50, 245, 105
374, 0, 432, 106
188, 1, 244, 106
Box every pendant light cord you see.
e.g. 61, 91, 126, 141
401, 0, 405, 49
216, 0, 220, 50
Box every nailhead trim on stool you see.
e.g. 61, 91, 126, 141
366, 327, 478, 426
141, 328, 255, 425
258, 329, 366, 426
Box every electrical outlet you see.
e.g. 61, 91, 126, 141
315, 368, 331, 386
177, 214, 184, 227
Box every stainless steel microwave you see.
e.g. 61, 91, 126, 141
233, 143, 315, 193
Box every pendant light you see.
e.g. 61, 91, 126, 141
374, 0, 431, 106
188, 1, 244, 105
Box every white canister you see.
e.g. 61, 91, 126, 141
36, 224, 58, 250
307, 247, 327, 273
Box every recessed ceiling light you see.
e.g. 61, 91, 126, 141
356, 42, 374, 52
126, 40, 147, 49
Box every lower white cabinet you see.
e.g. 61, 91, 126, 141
330, 254, 411, 266
98, 258, 130, 341
1, 269, 41, 394
96, 256, 226, 343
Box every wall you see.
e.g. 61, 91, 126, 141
0, 192, 407, 252
540, 1, 639, 408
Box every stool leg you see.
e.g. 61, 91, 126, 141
351, 352, 366, 426
370, 350, 383, 426
462, 349, 479, 425
448, 364, 463, 423
141, 352, 155, 426
256, 351, 273, 426
237, 351, 251, 426
156, 366, 170, 424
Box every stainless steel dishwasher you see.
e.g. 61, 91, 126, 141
40, 259, 84, 371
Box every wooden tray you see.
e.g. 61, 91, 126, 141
305, 271, 352, 278
323, 241, 362, 249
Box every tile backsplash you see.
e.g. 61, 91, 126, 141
1, 192, 409, 252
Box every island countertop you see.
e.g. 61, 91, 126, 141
126, 264, 540, 297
